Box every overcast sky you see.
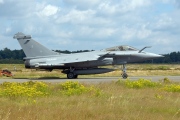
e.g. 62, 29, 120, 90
0, 0, 180, 54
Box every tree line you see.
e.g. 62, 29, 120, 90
0, 48, 179, 64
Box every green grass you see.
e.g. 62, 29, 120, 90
0, 80, 179, 120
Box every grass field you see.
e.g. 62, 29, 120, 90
0, 64, 180, 120
0, 64, 180, 79
0, 79, 179, 120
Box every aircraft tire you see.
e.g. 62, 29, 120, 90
122, 73, 128, 79
67, 72, 75, 79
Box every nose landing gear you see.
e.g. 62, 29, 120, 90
122, 64, 128, 79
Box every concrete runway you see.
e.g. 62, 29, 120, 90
0, 76, 179, 84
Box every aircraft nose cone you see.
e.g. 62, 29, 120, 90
154, 54, 164, 58
148, 53, 164, 58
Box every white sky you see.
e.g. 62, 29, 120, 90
0, 0, 180, 54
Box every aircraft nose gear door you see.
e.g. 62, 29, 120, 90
122, 64, 128, 79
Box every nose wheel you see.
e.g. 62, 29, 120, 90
122, 72, 128, 79
122, 64, 128, 79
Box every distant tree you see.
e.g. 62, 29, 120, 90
0, 48, 179, 64
153, 52, 180, 63
55, 50, 92, 54
55, 50, 71, 54
170, 52, 177, 62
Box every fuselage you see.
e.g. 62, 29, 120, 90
24, 50, 162, 69
14, 32, 163, 79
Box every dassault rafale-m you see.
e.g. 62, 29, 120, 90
13, 32, 163, 79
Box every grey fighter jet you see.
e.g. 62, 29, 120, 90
13, 32, 163, 79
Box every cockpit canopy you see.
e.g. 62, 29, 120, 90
105, 45, 138, 51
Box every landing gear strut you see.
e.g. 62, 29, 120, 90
122, 64, 128, 79
67, 67, 78, 79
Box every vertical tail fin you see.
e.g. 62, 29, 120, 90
13, 32, 58, 57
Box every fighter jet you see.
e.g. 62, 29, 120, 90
13, 32, 163, 79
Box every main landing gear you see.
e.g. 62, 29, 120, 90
66, 67, 78, 79
122, 64, 128, 79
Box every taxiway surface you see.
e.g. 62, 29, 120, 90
0, 76, 179, 84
